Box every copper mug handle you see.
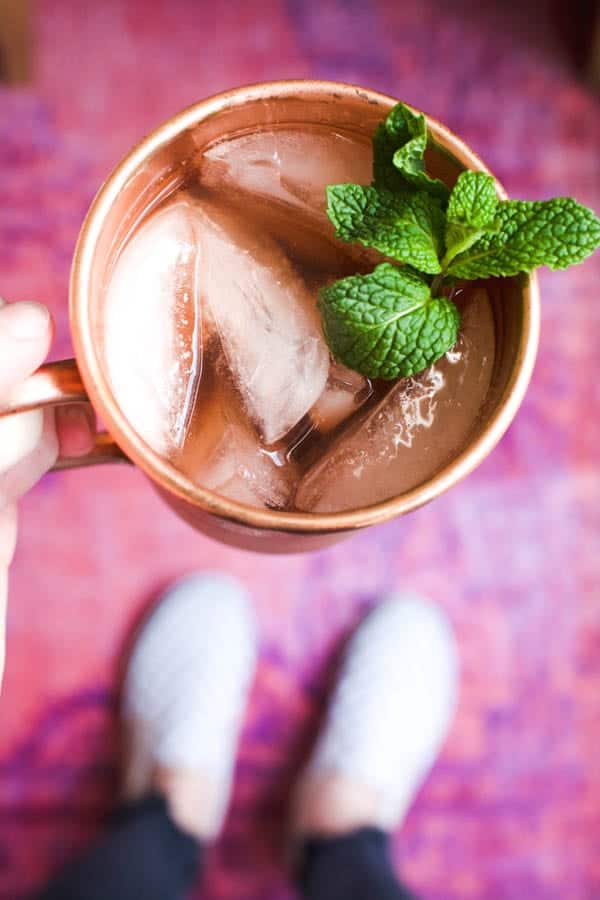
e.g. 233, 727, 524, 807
0, 359, 127, 470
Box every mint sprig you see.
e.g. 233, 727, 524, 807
319, 102, 600, 380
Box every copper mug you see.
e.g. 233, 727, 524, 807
0, 81, 540, 553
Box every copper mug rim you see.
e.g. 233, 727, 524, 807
19, 80, 543, 535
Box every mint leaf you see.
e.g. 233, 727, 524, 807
318, 263, 460, 380
373, 103, 449, 203
447, 197, 600, 279
443, 171, 500, 267
326, 184, 445, 275
372, 118, 411, 194
447, 171, 498, 228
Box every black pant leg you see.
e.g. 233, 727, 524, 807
34, 794, 202, 900
297, 828, 419, 900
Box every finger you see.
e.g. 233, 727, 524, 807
0, 503, 17, 688
0, 408, 44, 473
0, 299, 53, 397
55, 404, 96, 458
0, 410, 58, 509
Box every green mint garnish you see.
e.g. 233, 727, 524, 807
446, 197, 600, 279
319, 102, 600, 380
326, 184, 445, 275
373, 103, 450, 203
318, 264, 459, 380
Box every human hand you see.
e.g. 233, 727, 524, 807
0, 300, 95, 685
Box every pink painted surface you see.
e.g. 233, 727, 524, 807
1, 1, 599, 898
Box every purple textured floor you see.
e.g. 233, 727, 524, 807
1, 1, 599, 898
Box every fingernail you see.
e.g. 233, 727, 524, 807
57, 405, 92, 426
0, 302, 50, 340
55, 404, 95, 457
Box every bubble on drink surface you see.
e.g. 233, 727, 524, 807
387, 369, 446, 450
103, 202, 202, 455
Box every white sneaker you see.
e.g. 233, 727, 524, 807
302, 594, 458, 830
122, 572, 257, 837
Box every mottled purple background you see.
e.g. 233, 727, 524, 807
1, 1, 599, 898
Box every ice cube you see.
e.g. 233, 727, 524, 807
310, 362, 372, 434
199, 127, 382, 281
200, 127, 372, 219
295, 287, 496, 513
178, 369, 297, 510
210, 190, 378, 282
103, 202, 202, 456
188, 193, 330, 444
